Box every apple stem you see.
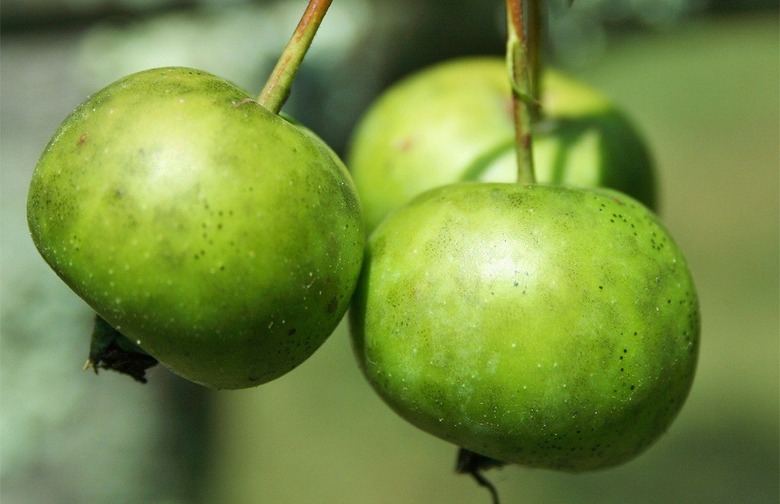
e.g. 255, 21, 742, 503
257, 0, 333, 114
527, 0, 543, 117
505, 0, 541, 184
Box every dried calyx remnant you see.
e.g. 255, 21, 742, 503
456, 447, 506, 504
87, 315, 158, 383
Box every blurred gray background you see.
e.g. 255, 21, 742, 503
1, 1, 778, 503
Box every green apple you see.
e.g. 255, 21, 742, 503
347, 57, 656, 231
28, 67, 364, 390
350, 182, 698, 471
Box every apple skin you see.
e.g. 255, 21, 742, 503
27, 67, 364, 390
350, 183, 699, 471
347, 57, 657, 231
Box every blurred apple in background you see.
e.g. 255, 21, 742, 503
347, 57, 657, 232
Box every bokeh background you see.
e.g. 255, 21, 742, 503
1, 1, 778, 503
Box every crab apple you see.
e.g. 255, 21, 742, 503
28, 67, 364, 389
347, 57, 656, 231
350, 182, 698, 471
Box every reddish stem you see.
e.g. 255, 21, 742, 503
527, 0, 542, 114
506, 0, 536, 184
258, 0, 333, 114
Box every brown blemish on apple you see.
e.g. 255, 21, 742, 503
394, 136, 415, 152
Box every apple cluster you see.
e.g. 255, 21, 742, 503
346, 57, 698, 471
27, 57, 698, 471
